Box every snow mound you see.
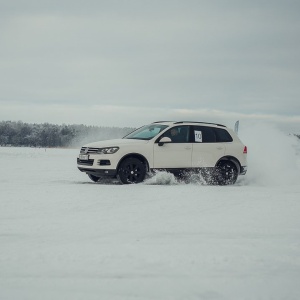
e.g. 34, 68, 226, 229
144, 171, 179, 185
144, 171, 211, 185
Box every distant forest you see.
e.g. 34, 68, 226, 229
0, 120, 299, 148
0, 121, 135, 148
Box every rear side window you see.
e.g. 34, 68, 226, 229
193, 126, 216, 143
192, 126, 233, 143
214, 128, 233, 142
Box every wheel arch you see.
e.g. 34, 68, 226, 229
117, 153, 150, 172
216, 156, 241, 174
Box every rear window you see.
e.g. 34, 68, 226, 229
214, 128, 233, 142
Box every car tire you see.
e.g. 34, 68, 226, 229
214, 161, 238, 185
118, 157, 146, 184
88, 174, 101, 183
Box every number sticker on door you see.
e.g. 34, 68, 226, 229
194, 130, 202, 142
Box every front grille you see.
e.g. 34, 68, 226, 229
80, 147, 99, 154
77, 158, 94, 166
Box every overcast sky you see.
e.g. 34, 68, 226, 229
0, 0, 300, 132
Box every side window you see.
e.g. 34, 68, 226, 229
161, 126, 190, 143
193, 126, 216, 143
214, 128, 233, 142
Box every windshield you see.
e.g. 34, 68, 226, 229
124, 124, 168, 140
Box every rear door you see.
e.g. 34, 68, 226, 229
191, 126, 225, 167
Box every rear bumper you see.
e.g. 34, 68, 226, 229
240, 166, 247, 175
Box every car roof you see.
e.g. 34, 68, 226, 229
151, 121, 226, 128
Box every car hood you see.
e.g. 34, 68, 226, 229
83, 138, 149, 148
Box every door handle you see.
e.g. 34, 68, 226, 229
184, 146, 192, 150
216, 147, 223, 150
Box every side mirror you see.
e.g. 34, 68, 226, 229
158, 136, 171, 146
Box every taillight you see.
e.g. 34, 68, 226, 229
243, 146, 247, 154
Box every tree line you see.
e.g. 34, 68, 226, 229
1, 120, 299, 148
0, 121, 135, 148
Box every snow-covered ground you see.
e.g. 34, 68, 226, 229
1, 124, 300, 300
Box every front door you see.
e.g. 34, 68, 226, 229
153, 125, 192, 168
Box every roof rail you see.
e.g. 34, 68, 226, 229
152, 121, 226, 127
173, 121, 226, 127
152, 121, 173, 123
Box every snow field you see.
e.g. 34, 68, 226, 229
1, 125, 300, 300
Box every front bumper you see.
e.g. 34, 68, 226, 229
77, 167, 117, 177
77, 156, 118, 177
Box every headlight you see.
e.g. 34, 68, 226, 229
97, 147, 119, 154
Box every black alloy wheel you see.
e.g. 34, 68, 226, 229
118, 157, 146, 184
215, 161, 238, 185
88, 174, 101, 183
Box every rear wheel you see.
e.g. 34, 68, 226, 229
118, 157, 146, 184
214, 161, 238, 185
88, 174, 101, 183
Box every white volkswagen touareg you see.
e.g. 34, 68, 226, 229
77, 121, 247, 185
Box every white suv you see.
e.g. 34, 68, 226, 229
77, 121, 247, 185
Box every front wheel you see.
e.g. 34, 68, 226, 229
118, 157, 146, 184
88, 174, 101, 183
214, 161, 238, 185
